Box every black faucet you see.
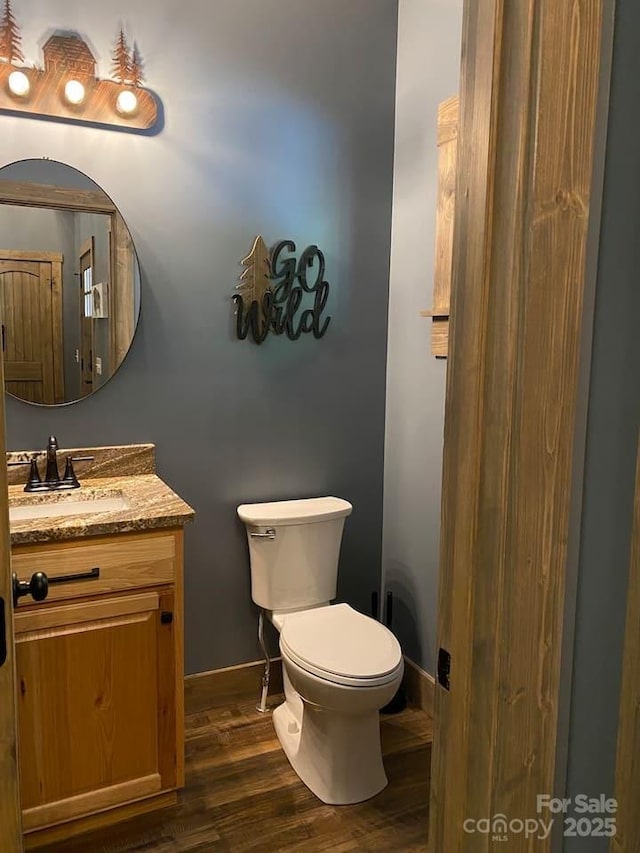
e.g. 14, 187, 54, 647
7, 436, 94, 492
44, 435, 60, 486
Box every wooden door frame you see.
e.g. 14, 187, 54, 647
430, 2, 612, 849
110, 212, 135, 376
0, 352, 24, 850
0, 250, 64, 405
78, 236, 95, 396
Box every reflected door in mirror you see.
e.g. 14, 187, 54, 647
0, 252, 63, 404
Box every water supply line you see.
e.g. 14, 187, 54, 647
256, 609, 271, 713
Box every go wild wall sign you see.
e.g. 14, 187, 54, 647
232, 236, 331, 344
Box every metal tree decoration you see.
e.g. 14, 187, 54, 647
130, 42, 144, 87
0, 0, 24, 65
236, 237, 272, 316
111, 27, 130, 84
232, 236, 274, 344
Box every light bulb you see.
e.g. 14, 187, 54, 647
64, 80, 85, 105
8, 71, 30, 98
116, 90, 138, 116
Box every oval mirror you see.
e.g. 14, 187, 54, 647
0, 159, 141, 405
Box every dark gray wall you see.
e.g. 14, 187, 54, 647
3, 0, 399, 674
564, 0, 640, 847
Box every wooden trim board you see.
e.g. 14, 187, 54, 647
423, 95, 459, 358
0, 250, 62, 264
185, 654, 434, 717
185, 658, 284, 715
22, 774, 161, 833
24, 791, 177, 851
402, 657, 435, 717
0, 181, 116, 214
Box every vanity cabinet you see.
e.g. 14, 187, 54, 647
11, 528, 184, 847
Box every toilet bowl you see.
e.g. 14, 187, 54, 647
237, 496, 404, 805
272, 603, 403, 804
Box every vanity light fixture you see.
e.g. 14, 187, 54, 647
64, 79, 85, 105
0, 15, 160, 132
116, 89, 138, 116
8, 70, 30, 98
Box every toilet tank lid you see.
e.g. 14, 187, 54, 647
237, 497, 352, 526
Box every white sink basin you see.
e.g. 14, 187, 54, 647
9, 495, 131, 522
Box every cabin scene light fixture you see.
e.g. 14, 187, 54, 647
0, 0, 161, 132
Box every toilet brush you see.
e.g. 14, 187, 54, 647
381, 591, 406, 714
371, 590, 379, 620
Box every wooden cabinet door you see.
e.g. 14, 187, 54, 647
14, 589, 176, 832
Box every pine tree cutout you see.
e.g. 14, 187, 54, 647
130, 42, 144, 87
111, 27, 131, 84
236, 236, 272, 312
234, 236, 273, 339
0, 0, 24, 65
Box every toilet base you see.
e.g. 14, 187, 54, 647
273, 697, 388, 805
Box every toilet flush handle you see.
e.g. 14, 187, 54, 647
250, 528, 276, 539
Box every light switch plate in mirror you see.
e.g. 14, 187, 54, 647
0, 158, 141, 406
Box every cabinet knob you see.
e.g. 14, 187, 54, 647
12, 571, 49, 607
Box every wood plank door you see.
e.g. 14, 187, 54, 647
429, 1, 609, 849
0, 347, 24, 850
0, 251, 63, 405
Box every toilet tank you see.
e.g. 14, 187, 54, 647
237, 497, 352, 610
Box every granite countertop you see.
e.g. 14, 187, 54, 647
9, 473, 195, 546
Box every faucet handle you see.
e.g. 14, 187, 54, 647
61, 456, 79, 488
27, 458, 42, 489
60, 455, 94, 489
9, 457, 46, 492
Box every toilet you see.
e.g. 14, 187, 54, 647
237, 496, 404, 805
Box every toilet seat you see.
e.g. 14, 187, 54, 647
279, 603, 403, 687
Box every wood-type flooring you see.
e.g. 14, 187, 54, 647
36, 696, 432, 852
